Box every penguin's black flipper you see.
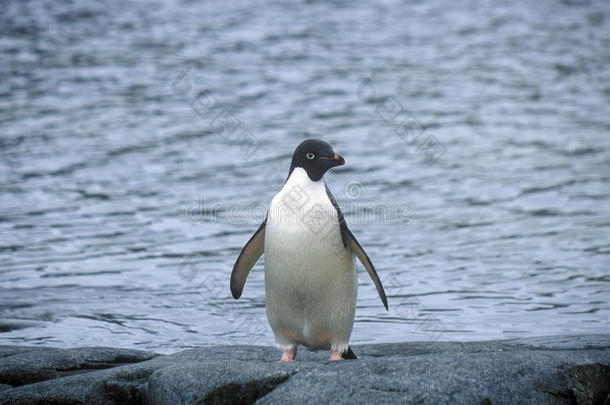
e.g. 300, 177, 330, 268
346, 229, 388, 311
324, 184, 389, 311
343, 346, 357, 360
230, 218, 266, 299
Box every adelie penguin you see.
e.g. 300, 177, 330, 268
231, 139, 388, 361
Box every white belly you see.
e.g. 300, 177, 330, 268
264, 168, 357, 352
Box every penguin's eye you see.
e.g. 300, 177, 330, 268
306, 153, 315, 160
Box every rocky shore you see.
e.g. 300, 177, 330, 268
0, 335, 609, 404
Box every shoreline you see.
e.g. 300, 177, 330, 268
1, 334, 609, 404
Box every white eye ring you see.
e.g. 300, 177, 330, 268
306, 153, 315, 160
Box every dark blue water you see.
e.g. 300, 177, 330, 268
1, 0, 609, 353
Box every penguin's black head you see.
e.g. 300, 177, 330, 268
288, 139, 345, 181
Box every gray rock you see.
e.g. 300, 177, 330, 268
0, 335, 608, 405
147, 361, 295, 404
0, 346, 156, 387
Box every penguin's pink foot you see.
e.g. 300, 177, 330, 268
280, 347, 297, 362
329, 349, 343, 361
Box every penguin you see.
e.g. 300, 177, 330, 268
230, 139, 388, 361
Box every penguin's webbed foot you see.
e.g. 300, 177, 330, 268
329, 349, 343, 361
279, 346, 297, 362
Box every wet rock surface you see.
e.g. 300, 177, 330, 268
0, 335, 608, 405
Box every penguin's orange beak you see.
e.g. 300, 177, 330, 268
321, 153, 345, 166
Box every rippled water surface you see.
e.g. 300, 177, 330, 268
1, 0, 609, 353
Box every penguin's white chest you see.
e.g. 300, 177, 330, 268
264, 168, 357, 352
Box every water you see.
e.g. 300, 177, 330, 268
1, 0, 609, 354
